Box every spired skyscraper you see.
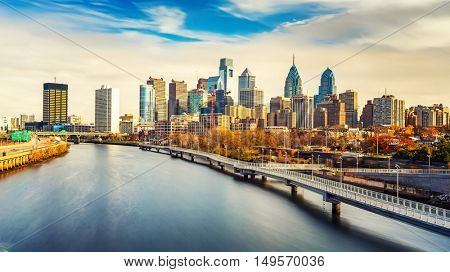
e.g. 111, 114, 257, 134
284, 55, 302, 98
314, 68, 337, 107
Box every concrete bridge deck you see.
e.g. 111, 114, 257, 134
140, 144, 450, 235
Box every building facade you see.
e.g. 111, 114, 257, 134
373, 94, 405, 128
270, 96, 291, 113
284, 55, 302, 98
43, 83, 68, 124
339, 89, 358, 128
291, 94, 313, 129
188, 89, 208, 114
314, 68, 337, 107
360, 100, 374, 128
168, 80, 188, 117
95, 85, 120, 132
314, 95, 345, 128
139, 84, 155, 123
147, 77, 167, 121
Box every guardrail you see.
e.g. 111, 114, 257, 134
144, 144, 449, 230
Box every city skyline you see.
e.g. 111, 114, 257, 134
1, 0, 450, 122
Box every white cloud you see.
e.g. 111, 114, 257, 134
143, 6, 186, 34
0, 1, 449, 122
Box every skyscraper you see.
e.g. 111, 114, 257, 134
238, 68, 264, 109
147, 77, 167, 121
43, 83, 68, 123
291, 94, 314, 129
270, 96, 291, 112
188, 89, 208, 114
361, 100, 374, 128
95, 85, 120, 132
168, 80, 188, 117
339, 89, 358, 128
218, 58, 234, 94
373, 94, 405, 128
314, 95, 345, 128
139, 84, 155, 123
314, 68, 337, 107
284, 55, 302, 98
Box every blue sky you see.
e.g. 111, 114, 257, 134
5, 0, 341, 41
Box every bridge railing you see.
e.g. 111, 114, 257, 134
158, 145, 449, 228
252, 166, 448, 228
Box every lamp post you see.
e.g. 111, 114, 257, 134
317, 154, 320, 165
311, 154, 314, 180
427, 154, 431, 170
284, 151, 287, 165
388, 157, 391, 170
356, 153, 359, 171
269, 149, 272, 164
339, 157, 343, 188
395, 164, 400, 204
224, 145, 227, 158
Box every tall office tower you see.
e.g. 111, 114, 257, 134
215, 89, 227, 114
188, 89, 208, 114
43, 83, 68, 123
339, 89, 358, 128
168, 80, 188, 117
238, 68, 255, 107
291, 94, 313, 129
95, 85, 120, 132
20, 114, 35, 129
238, 68, 265, 109
373, 94, 405, 128
218, 58, 234, 94
139, 84, 155, 123
275, 109, 296, 129
360, 100, 374, 128
314, 95, 345, 128
196, 78, 207, 90
314, 68, 337, 107
270, 96, 291, 112
147, 77, 167, 121
284, 55, 302, 98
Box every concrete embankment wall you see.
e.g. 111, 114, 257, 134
0, 142, 70, 172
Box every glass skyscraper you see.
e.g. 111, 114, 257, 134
284, 55, 302, 98
139, 84, 155, 123
314, 68, 337, 107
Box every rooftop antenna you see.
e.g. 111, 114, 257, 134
293, 54, 295, 66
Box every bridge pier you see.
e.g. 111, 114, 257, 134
220, 165, 224, 171
209, 160, 213, 167
291, 185, 298, 195
261, 176, 267, 182
250, 174, 256, 181
332, 202, 341, 216
190, 155, 194, 162
243, 174, 249, 180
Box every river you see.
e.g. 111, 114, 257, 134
0, 144, 448, 252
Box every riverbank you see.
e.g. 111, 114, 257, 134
0, 142, 70, 173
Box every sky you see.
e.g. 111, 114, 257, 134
0, 0, 449, 123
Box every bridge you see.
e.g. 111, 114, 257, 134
34, 132, 112, 137
140, 143, 449, 235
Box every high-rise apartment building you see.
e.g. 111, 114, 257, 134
147, 77, 167, 121
373, 94, 404, 128
95, 85, 120, 132
119, 114, 134, 134
291, 94, 314, 129
43, 83, 68, 123
139, 84, 156, 123
254, 104, 267, 128
339, 89, 358, 128
20, 114, 35, 129
314, 68, 337, 107
168, 80, 188, 117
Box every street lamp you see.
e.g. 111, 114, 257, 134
269, 149, 272, 164
224, 145, 228, 158
427, 154, 431, 170
284, 151, 287, 165
339, 157, 343, 188
395, 164, 400, 204
388, 157, 391, 170
356, 153, 359, 171
317, 154, 320, 165
311, 154, 314, 180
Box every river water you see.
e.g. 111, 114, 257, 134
0, 144, 448, 252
